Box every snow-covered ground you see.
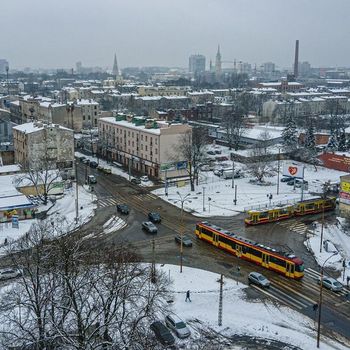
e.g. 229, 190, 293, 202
305, 218, 350, 283
160, 264, 348, 350
153, 160, 345, 217
0, 183, 96, 254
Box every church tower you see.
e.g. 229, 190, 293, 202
112, 53, 120, 77
215, 45, 222, 78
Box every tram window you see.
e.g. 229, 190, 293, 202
250, 248, 262, 258
306, 203, 314, 210
270, 256, 285, 267
201, 227, 213, 237
258, 211, 269, 219
295, 264, 304, 272
220, 236, 233, 247
279, 208, 288, 215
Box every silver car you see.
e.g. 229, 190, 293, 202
165, 314, 191, 338
0, 268, 21, 280
142, 221, 158, 234
248, 272, 271, 288
319, 277, 343, 292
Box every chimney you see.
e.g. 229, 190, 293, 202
294, 40, 299, 79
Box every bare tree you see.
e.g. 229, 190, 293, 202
0, 218, 170, 350
221, 110, 246, 151
245, 133, 277, 183
175, 127, 208, 191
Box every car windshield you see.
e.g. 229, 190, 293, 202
258, 275, 266, 281
295, 264, 304, 272
334, 281, 342, 287
175, 321, 186, 329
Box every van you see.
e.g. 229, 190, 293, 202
222, 169, 242, 179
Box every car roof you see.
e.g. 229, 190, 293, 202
166, 314, 183, 323
250, 272, 264, 278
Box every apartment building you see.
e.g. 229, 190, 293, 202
99, 115, 192, 179
13, 122, 74, 172
75, 99, 100, 127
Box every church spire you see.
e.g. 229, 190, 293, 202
215, 44, 222, 78
112, 53, 119, 77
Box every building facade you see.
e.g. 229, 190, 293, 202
189, 54, 206, 75
13, 122, 74, 172
98, 115, 192, 179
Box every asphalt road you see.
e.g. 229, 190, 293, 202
77, 161, 350, 344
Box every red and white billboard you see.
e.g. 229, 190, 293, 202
282, 164, 304, 179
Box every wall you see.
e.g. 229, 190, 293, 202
318, 152, 350, 172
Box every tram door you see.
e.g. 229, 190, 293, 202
286, 262, 294, 278
236, 244, 242, 257
262, 253, 269, 268
213, 233, 219, 247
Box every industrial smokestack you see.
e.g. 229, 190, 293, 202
294, 40, 299, 79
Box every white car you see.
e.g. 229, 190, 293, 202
140, 175, 149, 182
318, 277, 343, 292
165, 314, 191, 338
0, 268, 21, 280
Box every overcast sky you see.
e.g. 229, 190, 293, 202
1, 0, 349, 70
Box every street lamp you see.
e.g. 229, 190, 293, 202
316, 251, 338, 348
175, 191, 191, 273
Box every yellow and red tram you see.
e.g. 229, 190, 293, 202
244, 197, 336, 226
195, 221, 304, 279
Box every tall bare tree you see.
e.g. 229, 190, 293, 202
176, 127, 208, 191
221, 110, 246, 151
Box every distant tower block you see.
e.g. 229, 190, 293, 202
112, 53, 120, 77
294, 40, 299, 78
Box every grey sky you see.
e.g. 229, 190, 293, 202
1, 0, 349, 70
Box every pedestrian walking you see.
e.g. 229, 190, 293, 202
185, 290, 191, 302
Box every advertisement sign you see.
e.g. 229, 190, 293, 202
161, 161, 188, 172
12, 215, 19, 229
282, 164, 304, 179
339, 192, 350, 205
340, 181, 350, 194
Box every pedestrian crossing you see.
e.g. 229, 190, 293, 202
133, 193, 158, 202
277, 219, 309, 235
251, 267, 350, 312
97, 197, 118, 208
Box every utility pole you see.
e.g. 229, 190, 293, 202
234, 184, 237, 205
320, 185, 326, 253
151, 238, 156, 283
277, 147, 280, 195
203, 187, 206, 212
218, 274, 224, 326
6, 65, 9, 96
75, 159, 79, 223
232, 159, 235, 189
180, 200, 184, 273
128, 158, 131, 181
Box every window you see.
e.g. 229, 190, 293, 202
132, 141, 134, 147
145, 136, 148, 141
141, 135, 143, 140
155, 148, 158, 154
145, 145, 148, 151
201, 227, 213, 237
128, 140, 130, 146
132, 132, 134, 137
128, 131, 130, 136
155, 138, 158, 145
269, 255, 285, 267
141, 144, 143, 150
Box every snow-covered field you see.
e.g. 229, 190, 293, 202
153, 160, 345, 217
160, 264, 348, 350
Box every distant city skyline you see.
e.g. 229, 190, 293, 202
1, 0, 349, 70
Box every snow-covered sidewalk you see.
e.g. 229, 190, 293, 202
160, 264, 348, 350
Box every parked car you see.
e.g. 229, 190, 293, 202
206, 150, 216, 155
213, 169, 223, 176
142, 221, 157, 234
87, 175, 97, 184
0, 268, 21, 280
78, 156, 86, 162
89, 161, 98, 168
281, 176, 292, 182
318, 277, 343, 292
82, 158, 90, 165
116, 204, 129, 215
103, 168, 112, 174
165, 314, 191, 338
97, 165, 104, 171
174, 234, 193, 247
148, 212, 161, 223
150, 321, 175, 346
140, 175, 149, 182
131, 177, 141, 185
214, 149, 222, 154
248, 272, 270, 288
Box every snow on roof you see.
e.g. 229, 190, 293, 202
187, 91, 214, 96
0, 164, 21, 174
74, 99, 99, 105
13, 122, 72, 134
39, 101, 64, 108
99, 117, 161, 135
9, 100, 20, 106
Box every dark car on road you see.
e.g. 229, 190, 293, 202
142, 221, 158, 234
89, 161, 98, 168
174, 234, 193, 247
148, 212, 161, 223
150, 321, 175, 346
281, 176, 292, 182
131, 178, 141, 185
116, 204, 129, 215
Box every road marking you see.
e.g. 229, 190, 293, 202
133, 193, 158, 202
271, 278, 317, 305
98, 197, 118, 207
269, 285, 309, 308
250, 285, 303, 310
